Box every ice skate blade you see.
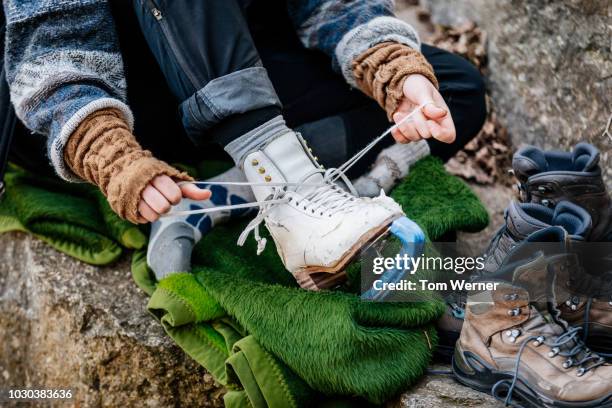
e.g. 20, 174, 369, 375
294, 215, 401, 291
361, 216, 425, 301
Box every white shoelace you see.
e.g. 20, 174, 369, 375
164, 103, 430, 253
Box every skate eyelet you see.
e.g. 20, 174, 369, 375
576, 367, 586, 377
548, 347, 560, 357
504, 293, 519, 301
265, 175, 272, 182
563, 358, 573, 369
251, 159, 259, 166
533, 336, 545, 346
258, 167, 266, 174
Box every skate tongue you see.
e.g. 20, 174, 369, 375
263, 131, 323, 194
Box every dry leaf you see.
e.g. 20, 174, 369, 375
407, 3, 513, 185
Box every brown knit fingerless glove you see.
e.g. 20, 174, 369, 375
64, 108, 192, 223
352, 42, 438, 120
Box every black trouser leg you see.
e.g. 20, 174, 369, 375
129, 0, 281, 146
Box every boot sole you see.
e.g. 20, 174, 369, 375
294, 215, 400, 291
452, 348, 612, 408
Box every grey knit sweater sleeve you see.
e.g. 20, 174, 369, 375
3, 0, 133, 181
287, 0, 421, 88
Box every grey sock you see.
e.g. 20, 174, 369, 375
352, 140, 430, 197
147, 166, 255, 280
224, 115, 291, 167
147, 223, 195, 279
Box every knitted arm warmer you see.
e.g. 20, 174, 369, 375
64, 108, 192, 223
352, 42, 439, 120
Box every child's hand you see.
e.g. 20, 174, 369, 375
138, 175, 211, 223
392, 74, 456, 144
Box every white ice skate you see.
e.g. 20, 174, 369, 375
165, 105, 428, 291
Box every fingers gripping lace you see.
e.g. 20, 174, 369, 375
163, 103, 429, 252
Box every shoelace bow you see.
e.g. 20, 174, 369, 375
492, 324, 606, 407
165, 103, 431, 253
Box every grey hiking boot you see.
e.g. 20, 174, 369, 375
512, 142, 612, 241
481, 200, 591, 274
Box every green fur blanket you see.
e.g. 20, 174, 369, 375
0, 157, 488, 407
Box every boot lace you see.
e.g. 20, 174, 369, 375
492, 324, 606, 407
164, 103, 431, 254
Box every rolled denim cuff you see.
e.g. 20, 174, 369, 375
180, 66, 282, 139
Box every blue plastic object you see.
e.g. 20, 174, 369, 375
361, 216, 425, 301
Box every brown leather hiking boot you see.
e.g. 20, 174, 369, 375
559, 297, 612, 357
440, 217, 589, 363
512, 143, 612, 242
453, 254, 612, 407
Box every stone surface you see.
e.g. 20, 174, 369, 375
0, 231, 503, 407
392, 365, 500, 408
0, 232, 224, 407
422, 0, 612, 188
